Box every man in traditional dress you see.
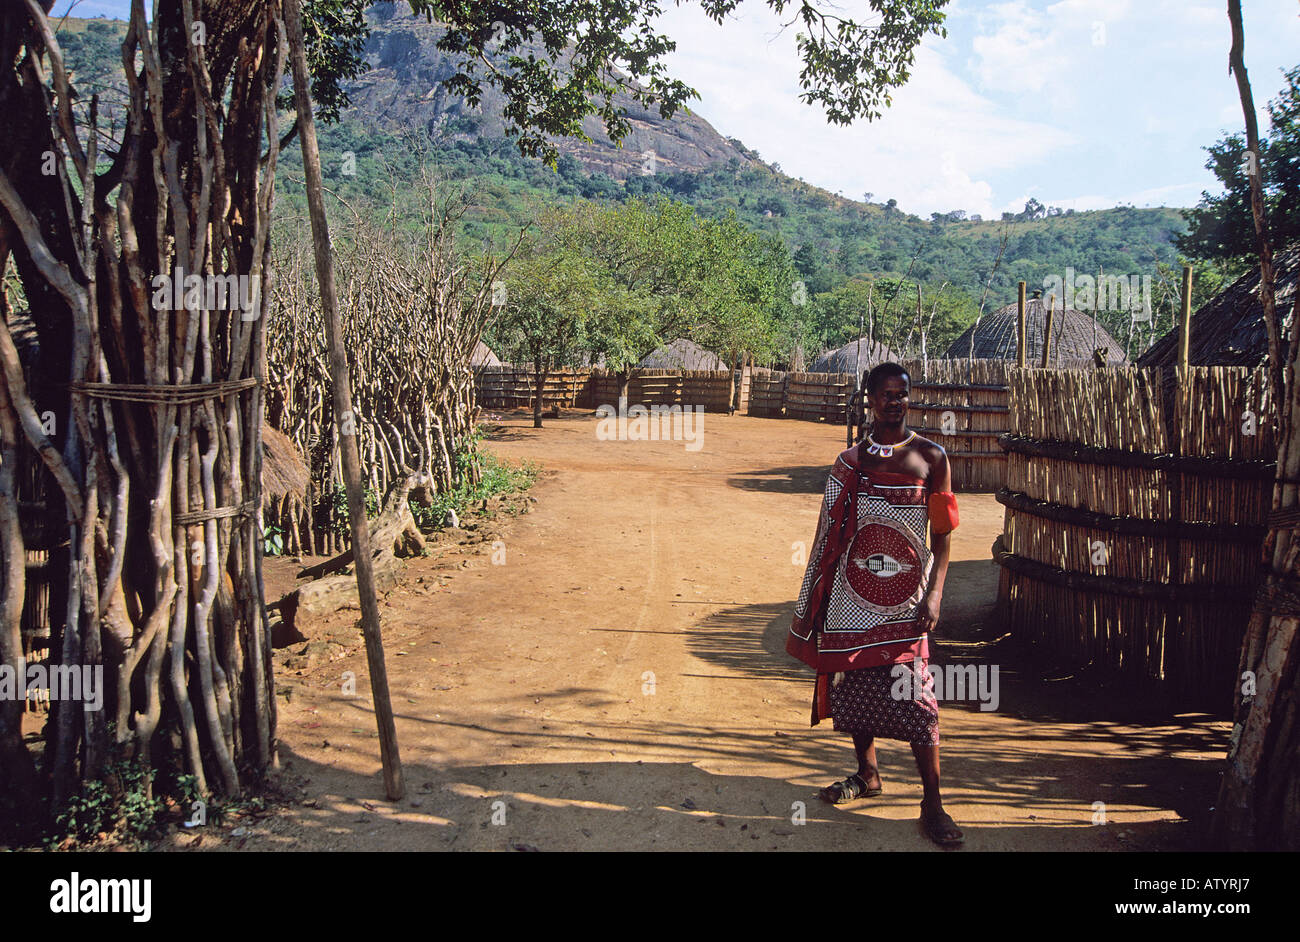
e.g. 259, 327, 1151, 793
787, 361, 963, 846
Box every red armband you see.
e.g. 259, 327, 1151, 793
927, 491, 959, 535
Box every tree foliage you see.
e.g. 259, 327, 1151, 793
311, 0, 953, 164
1177, 64, 1300, 268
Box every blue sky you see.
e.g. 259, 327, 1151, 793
51, 0, 1300, 217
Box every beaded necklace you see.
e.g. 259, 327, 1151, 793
864, 429, 916, 458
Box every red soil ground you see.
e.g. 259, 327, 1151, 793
159, 408, 1228, 851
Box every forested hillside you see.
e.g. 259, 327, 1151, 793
54, 11, 1197, 358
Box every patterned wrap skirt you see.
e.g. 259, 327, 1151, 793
828, 659, 940, 745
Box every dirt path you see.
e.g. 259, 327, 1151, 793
171, 410, 1227, 851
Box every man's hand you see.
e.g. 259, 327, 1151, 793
917, 591, 941, 633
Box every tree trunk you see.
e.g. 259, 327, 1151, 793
1213, 0, 1300, 850
533, 356, 548, 429
618, 368, 632, 415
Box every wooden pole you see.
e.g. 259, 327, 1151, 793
1178, 265, 1194, 372
1041, 293, 1055, 368
855, 312, 864, 385
1017, 281, 1027, 368
284, 0, 404, 800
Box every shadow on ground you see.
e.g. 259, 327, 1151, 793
727, 464, 830, 494
261, 700, 1213, 852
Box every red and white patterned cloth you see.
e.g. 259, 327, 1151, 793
787, 443, 954, 728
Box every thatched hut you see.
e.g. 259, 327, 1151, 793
638, 338, 726, 370
470, 340, 502, 367
261, 425, 311, 555
262, 425, 309, 503
1136, 244, 1300, 368
944, 297, 1128, 365
810, 337, 895, 375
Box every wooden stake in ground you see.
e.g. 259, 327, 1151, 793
283, 0, 404, 800
1041, 294, 1055, 368
1017, 281, 1027, 368
1215, 0, 1300, 850
1178, 265, 1193, 371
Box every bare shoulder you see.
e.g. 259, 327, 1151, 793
910, 433, 948, 467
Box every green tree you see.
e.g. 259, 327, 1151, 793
693, 213, 793, 402
496, 241, 601, 427
553, 200, 706, 394
1177, 64, 1300, 268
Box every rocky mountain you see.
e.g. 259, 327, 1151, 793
353, 6, 757, 180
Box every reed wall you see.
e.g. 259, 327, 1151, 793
995, 364, 1275, 711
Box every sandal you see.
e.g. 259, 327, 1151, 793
920, 805, 964, 846
818, 773, 883, 805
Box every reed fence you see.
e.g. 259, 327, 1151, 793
747, 368, 787, 417
784, 371, 856, 422
580, 368, 735, 412
994, 364, 1276, 711
474, 366, 591, 410
898, 359, 1010, 490
743, 359, 1018, 490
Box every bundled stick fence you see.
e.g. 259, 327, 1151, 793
994, 365, 1276, 710
267, 196, 506, 557
0, 2, 291, 816
784, 372, 856, 422
747, 368, 786, 418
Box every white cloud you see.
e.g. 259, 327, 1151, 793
913, 152, 998, 218
657, 6, 1075, 217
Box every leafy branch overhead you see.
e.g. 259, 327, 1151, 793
325, 1, 955, 163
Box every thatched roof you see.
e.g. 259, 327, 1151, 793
943, 297, 1127, 364
262, 425, 309, 500
1137, 244, 1300, 369
810, 337, 895, 374
638, 338, 727, 370
470, 340, 502, 367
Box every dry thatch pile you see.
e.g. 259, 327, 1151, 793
261, 425, 309, 501
809, 337, 895, 374
638, 338, 727, 370
1137, 244, 1300, 368
943, 297, 1127, 364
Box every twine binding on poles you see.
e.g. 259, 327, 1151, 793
1251, 572, 1300, 618
173, 500, 259, 526
67, 377, 259, 404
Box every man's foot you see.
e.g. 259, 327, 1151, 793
818, 772, 883, 804
920, 801, 964, 846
